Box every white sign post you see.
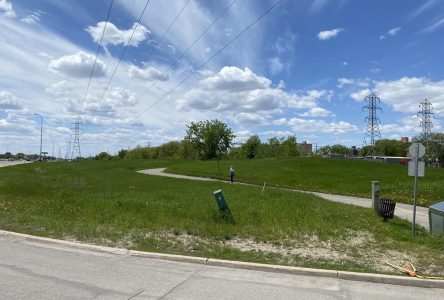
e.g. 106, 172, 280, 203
408, 142, 426, 235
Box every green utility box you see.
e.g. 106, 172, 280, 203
213, 189, 230, 212
429, 201, 444, 234
213, 189, 233, 221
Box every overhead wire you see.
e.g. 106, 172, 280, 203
84, 0, 151, 118
131, 0, 283, 120
129, 0, 239, 108
78, 0, 114, 116
121, 0, 192, 92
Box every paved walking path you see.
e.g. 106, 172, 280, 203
0, 160, 31, 168
138, 168, 429, 229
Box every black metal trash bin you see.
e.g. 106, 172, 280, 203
377, 198, 396, 222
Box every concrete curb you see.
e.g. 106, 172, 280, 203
1, 230, 442, 289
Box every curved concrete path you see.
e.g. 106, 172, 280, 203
138, 168, 429, 229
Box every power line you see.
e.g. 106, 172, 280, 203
121, 0, 193, 93
78, 0, 114, 116
129, 0, 239, 108
84, 0, 151, 117
145, 0, 191, 62
132, 0, 283, 120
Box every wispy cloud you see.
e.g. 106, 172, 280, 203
308, 0, 330, 14
21, 10, 44, 24
379, 27, 401, 40
409, 0, 440, 19
317, 28, 344, 40
418, 17, 444, 34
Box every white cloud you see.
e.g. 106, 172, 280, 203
277, 118, 359, 134
342, 61, 348, 66
199, 66, 271, 92
48, 51, 107, 78
287, 89, 333, 108
268, 57, 284, 74
298, 107, 332, 117
388, 27, 401, 36
350, 89, 371, 101
317, 28, 344, 40
351, 77, 444, 114
86, 22, 150, 47
45, 80, 75, 96
271, 32, 297, 54
0, 90, 22, 110
337, 78, 354, 88
177, 67, 334, 119
21, 10, 43, 24
0, 0, 15, 17
380, 27, 401, 40
337, 78, 369, 89
233, 112, 268, 125
128, 65, 169, 81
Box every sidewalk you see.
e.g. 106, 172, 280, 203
137, 168, 429, 229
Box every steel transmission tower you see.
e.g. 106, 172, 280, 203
70, 120, 82, 160
418, 99, 436, 166
362, 91, 382, 151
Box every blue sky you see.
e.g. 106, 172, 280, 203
1, 0, 443, 156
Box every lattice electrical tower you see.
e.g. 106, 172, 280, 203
418, 99, 437, 166
362, 91, 382, 151
70, 120, 82, 160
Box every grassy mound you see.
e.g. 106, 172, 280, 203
168, 157, 444, 207
0, 160, 443, 275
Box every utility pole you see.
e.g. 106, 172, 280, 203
34, 113, 43, 161
362, 91, 382, 155
418, 99, 436, 167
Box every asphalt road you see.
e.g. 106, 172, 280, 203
1, 233, 442, 299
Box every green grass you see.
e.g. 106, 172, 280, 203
167, 157, 444, 207
0, 159, 443, 276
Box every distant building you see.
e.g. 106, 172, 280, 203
297, 141, 312, 155
401, 137, 409, 142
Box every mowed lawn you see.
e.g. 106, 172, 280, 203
0, 160, 443, 275
168, 157, 444, 207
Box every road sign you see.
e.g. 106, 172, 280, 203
408, 143, 425, 158
408, 161, 425, 177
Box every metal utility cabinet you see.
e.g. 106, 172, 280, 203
429, 201, 444, 234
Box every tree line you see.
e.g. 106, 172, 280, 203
88, 120, 443, 162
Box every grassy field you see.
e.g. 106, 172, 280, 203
167, 157, 444, 207
0, 159, 443, 276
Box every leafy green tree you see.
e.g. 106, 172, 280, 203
317, 144, 351, 156
184, 119, 235, 160
281, 135, 300, 157
374, 139, 409, 156
126, 146, 151, 159
158, 141, 181, 158
265, 136, 282, 157
360, 145, 373, 156
413, 132, 444, 163
242, 135, 261, 159
15, 153, 25, 160
94, 151, 112, 160
117, 149, 128, 159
